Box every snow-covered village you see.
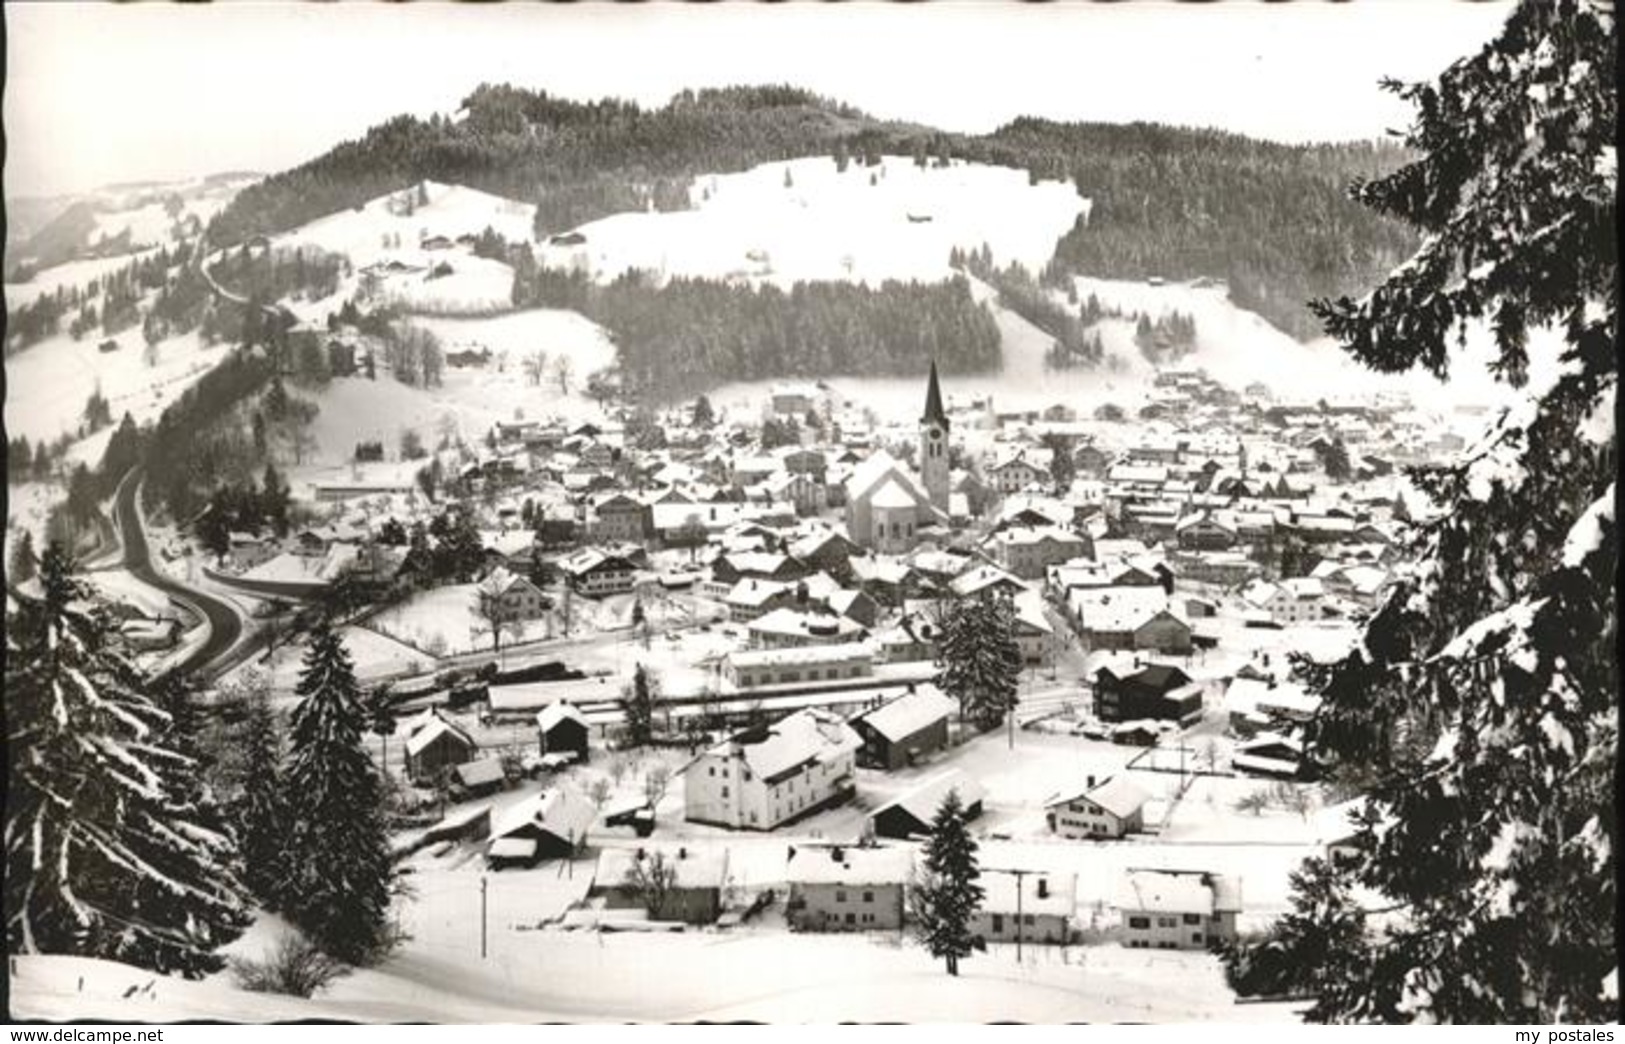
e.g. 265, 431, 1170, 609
3, 0, 1616, 1027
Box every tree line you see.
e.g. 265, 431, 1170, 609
208, 84, 1415, 343
512, 263, 1002, 401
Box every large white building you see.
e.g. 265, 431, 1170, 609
684, 709, 861, 830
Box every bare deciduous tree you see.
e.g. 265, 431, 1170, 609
622, 850, 679, 920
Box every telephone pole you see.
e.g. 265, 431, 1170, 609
480, 874, 489, 959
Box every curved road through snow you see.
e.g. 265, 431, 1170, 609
111, 467, 245, 680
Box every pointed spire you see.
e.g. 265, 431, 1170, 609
921, 359, 949, 430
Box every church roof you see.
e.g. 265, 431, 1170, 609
921, 360, 950, 430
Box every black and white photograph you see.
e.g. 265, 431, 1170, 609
3, 0, 1616, 1025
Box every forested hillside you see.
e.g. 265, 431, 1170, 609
514, 264, 1001, 401
981, 119, 1418, 339
210, 83, 1417, 341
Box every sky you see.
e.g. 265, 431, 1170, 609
4, 1, 1513, 201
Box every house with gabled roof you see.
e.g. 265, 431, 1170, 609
868, 769, 986, 839
404, 711, 479, 785
851, 686, 958, 771
683, 709, 861, 830
786, 843, 913, 932
1117, 868, 1242, 950
1046, 774, 1152, 840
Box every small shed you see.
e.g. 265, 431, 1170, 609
537, 701, 590, 763
450, 757, 508, 800
869, 769, 986, 840
487, 786, 597, 869
404, 713, 479, 786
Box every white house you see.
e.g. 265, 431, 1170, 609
1116, 869, 1242, 950
683, 709, 860, 830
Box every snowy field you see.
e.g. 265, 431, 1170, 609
536, 156, 1089, 288
12, 931, 1301, 1023
3, 250, 159, 311
297, 310, 616, 468
3, 328, 224, 450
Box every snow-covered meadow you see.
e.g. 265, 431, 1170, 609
537, 156, 1089, 288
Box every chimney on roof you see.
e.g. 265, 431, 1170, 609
1087, 774, 1096, 788
830, 846, 845, 863
1037, 877, 1050, 899
678, 846, 687, 860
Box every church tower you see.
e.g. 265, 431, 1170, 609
920, 359, 951, 516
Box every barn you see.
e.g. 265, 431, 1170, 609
537, 701, 590, 763
868, 769, 986, 840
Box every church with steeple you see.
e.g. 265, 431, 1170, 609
843, 361, 953, 553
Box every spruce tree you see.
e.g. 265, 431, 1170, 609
280, 620, 395, 963
1227, 0, 1616, 1023
934, 590, 1024, 731
9, 529, 38, 584
234, 684, 289, 907
910, 789, 984, 976
5, 545, 250, 976
619, 663, 657, 748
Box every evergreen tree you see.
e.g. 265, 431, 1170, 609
9, 529, 38, 584
934, 591, 1024, 731
909, 789, 985, 976
1322, 436, 1352, 483
619, 663, 657, 748
280, 620, 395, 963
5, 546, 251, 976
1228, 0, 1616, 1023
691, 394, 716, 429
232, 680, 288, 907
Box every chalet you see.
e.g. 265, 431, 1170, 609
851, 686, 958, 771
971, 872, 1076, 946
786, 844, 912, 932
1241, 577, 1327, 624
684, 709, 860, 830
475, 568, 549, 623
1069, 587, 1191, 655
487, 786, 597, 869
868, 769, 986, 838
1092, 662, 1202, 725
1174, 512, 1238, 551
723, 642, 874, 690
536, 701, 590, 763
1045, 774, 1152, 840
788, 527, 857, 575
560, 549, 636, 597
987, 451, 1046, 494
1117, 869, 1241, 950
592, 846, 730, 925
724, 578, 796, 623
403, 712, 479, 785
590, 492, 649, 544
985, 525, 1090, 580
949, 564, 1027, 600
1233, 734, 1310, 779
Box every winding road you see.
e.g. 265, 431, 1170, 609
111, 466, 246, 680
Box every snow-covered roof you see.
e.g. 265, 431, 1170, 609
856, 686, 958, 742
1068, 585, 1172, 633
725, 578, 791, 607
726, 642, 872, 671
1116, 869, 1242, 916
714, 708, 861, 784
980, 871, 1076, 918
1048, 775, 1151, 819
453, 757, 506, 788
404, 714, 476, 758
786, 844, 913, 886
871, 768, 986, 828
537, 701, 588, 732
491, 786, 596, 844
595, 846, 729, 891
747, 607, 863, 641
